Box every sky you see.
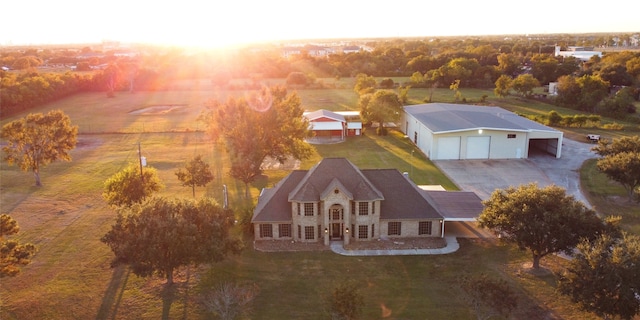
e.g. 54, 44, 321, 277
3, 0, 639, 48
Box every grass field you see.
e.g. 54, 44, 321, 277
0, 81, 637, 319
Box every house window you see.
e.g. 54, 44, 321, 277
279, 224, 291, 238
419, 221, 432, 235
304, 203, 314, 216
318, 224, 322, 239
388, 222, 401, 236
260, 224, 273, 238
372, 203, 375, 215
305, 226, 314, 240
359, 202, 368, 215
332, 209, 341, 220
358, 225, 368, 239
351, 224, 355, 238
351, 201, 356, 215
372, 224, 375, 237
297, 203, 300, 215
507, 134, 516, 139
298, 225, 301, 239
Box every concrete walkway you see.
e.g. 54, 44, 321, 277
330, 236, 460, 256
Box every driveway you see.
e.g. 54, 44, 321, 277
433, 138, 598, 208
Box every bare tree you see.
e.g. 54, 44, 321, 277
201, 282, 259, 320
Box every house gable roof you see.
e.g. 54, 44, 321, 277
288, 158, 384, 202
320, 178, 354, 200
252, 170, 307, 223
304, 109, 345, 123
361, 169, 442, 220
404, 103, 560, 134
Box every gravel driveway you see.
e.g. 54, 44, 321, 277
433, 138, 598, 208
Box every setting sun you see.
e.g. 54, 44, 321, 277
4, 0, 639, 47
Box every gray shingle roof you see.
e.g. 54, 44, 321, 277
361, 169, 442, 220
288, 158, 384, 202
252, 158, 484, 223
404, 103, 560, 134
252, 171, 306, 223
422, 190, 483, 221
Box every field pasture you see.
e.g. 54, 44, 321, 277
1, 81, 634, 319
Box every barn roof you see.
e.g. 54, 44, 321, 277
303, 109, 345, 122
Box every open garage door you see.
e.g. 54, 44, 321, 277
528, 138, 560, 157
466, 136, 491, 159
437, 137, 460, 159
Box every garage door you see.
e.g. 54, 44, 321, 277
437, 137, 461, 159
466, 136, 491, 159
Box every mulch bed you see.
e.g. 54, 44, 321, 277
253, 237, 447, 252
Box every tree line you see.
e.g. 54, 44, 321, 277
3, 35, 639, 118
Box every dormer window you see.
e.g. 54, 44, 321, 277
334, 189, 339, 194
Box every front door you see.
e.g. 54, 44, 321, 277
331, 223, 341, 239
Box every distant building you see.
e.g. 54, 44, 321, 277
554, 46, 602, 62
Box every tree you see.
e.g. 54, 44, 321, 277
101, 197, 242, 285
353, 73, 376, 95
497, 53, 521, 77
1, 214, 37, 278
596, 152, 640, 202
592, 136, 640, 157
530, 54, 558, 84
593, 137, 640, 202
478, 183, 606, 269
201, 282, 259, 320
1, 109, 78, 186
555, 75, 581, 107
175, 155, 214, 198
558, 233, 640, 320
449, 79, 462, 101
285, 72, 308, 87
324, 281, 364, 320
103, 163, 163, 208
511, 74, 540, 98
201, 86, 312, 198
358, 90, 403, 136
576, 75, 609, 112
460, 273, 518, 320
493, 75, 512, 97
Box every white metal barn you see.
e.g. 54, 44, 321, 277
402, 103, 563, 160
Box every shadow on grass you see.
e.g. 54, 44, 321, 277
161, 267, 193, 320
96, 265, 130, 320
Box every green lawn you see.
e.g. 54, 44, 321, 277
1, 84, 636, 319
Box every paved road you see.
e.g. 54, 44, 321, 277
434, 138, 598, 208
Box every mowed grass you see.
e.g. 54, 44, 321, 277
0, 83, 629, 319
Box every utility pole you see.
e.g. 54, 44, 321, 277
138, 142, 144, 182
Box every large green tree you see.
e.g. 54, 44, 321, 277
558, 233, 640, 320
1, 214, 37, 278
493, 75, 512, 97
359, 90, 403, 136
511, 74, 540, 98
201, 86, 312, 198
593, 136, 640, 202
101, 197, 242, 284
353, 73, 377, 95
1, 109, 78, 186
175, 155, 214, 198
103, 163, 164, 208
478, 183, 606, 269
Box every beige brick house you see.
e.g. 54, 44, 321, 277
252, 158, 482, 246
